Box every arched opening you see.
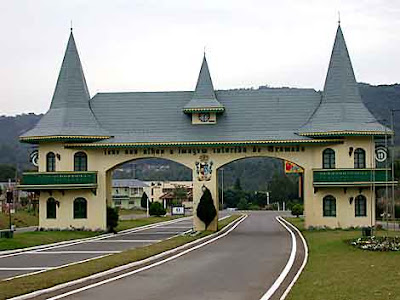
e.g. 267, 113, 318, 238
355, 195, 367, 217
46, 197, 57, 219
74, 151, 88, 171
323, 195, 336, 217
46, 152, 56, 172
107, 158, 192, 214
354, 148, 366, 169
322, 148, 335, 169
74, 197, 87, 219
217, 157, 304, 212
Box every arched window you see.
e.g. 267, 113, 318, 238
355, 195, 367, 217
74, 197, 87, 219
46, 152, 56, 172
74, 152, 88, 171
354, 148, 366, 169
323, 195, 336, 217
322, 148, 335, 169
47, 198, 57, 219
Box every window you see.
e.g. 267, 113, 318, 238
114, 199, 122, 206
46, 152, 56, 172
74, 152, 87, 171
355, 195, 367, 217
354, 148, 366, 169
73, 197, 87, 219
46, 198, 57, 219
323, 195, 336, 217
322, 148, 335, 169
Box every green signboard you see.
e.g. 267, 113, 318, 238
21, 172, 97, 186
313, 169, 392, 184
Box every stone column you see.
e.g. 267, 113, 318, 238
192, 161, 219, 231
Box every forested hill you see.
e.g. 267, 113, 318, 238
1, 83, 400, 172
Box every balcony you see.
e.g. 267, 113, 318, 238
18, 171, 97, 190
313, 168, 396, 187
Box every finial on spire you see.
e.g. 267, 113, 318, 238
70, 20, 73, 32
338, 11, 341, 25
203, 46, 206, 58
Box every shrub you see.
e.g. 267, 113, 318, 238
237, 198, 249, 210
141, 192, 149, 209
107, 206, 119, 233
149, 202, 166, 217
291, 204, 304, 217
196, 187, 217, 230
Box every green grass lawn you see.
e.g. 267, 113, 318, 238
286, 218, 400, 300
0, 210, 38, 229
0, 214, 241, 300
118, 208, 146, 216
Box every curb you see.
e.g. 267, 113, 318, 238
9, 214, 246, 300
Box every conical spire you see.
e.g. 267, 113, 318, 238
298, 24, 388, 135
183, 56, 224, 113
21, 31, 109, 142
50, 31, 90, 109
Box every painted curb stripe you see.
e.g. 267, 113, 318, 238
259, 216, 297, 300
279, 218, 309, 300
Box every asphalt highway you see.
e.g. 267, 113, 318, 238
0, 217, 194, 280
63, 211, 293, 300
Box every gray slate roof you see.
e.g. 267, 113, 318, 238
183, 56, 225, 112
298, 25, 388, 135
90, 88, 320, 144
21, 32, 108, 138
22, 25, 387, 145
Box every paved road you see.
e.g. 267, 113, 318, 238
63, 211, 293, 300
0, 218, 194, 280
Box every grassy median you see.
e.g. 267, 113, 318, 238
0, 214, 241, 300
0, 210, 38, 229
285, 218, 400, 300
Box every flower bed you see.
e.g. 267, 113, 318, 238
351, 236, 400, 251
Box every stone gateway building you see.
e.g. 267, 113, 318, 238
18, 24, 393, 231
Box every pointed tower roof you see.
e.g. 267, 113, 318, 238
21, 31, 109, 143
183, 56, 225, 113
298, 25, 389, 136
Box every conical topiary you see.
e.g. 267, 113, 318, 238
196, 186, 217, 230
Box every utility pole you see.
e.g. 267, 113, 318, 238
221, 168, 224, 210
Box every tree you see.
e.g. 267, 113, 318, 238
233, 178, 242, 190
291, 204, 304, 217
237, 198, 249, 210
141, 192, 148, 209
197, 187, 217, 230
106, 206, 119, 233
0, 164, 16, 182
172, 185, 187, 205
149, 202, 166, 216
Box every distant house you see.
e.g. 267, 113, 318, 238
143, 181, 193, 209
112, 179, 149, 209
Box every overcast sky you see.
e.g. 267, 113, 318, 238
1, 0, 400, 116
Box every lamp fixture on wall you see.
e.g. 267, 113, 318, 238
349, 197, 354, 205
349, 147, 354, 157
56, 153, 61, 160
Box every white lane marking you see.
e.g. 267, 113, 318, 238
95, 240, 161, 243
26, 251, 121, 255
22, 215, 247, 300
279, 218, 309, 300
155, 226, 192, 229
127, 232, 182, 235
0, 267, 52, 271
259, 216, 297, 300
2, 255, 112, 282
0, 217, 192, 259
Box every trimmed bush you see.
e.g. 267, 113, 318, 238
196, 187, 217, 230
291, 204, 304, 217
106, 206, 119, 233
149, 202, 166, 217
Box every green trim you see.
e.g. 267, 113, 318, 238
183, 107, 225, 113
20, 135, 111, 144
18, 171, 97, 190
65, 139, 344, 149
299, 130, 393, 137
